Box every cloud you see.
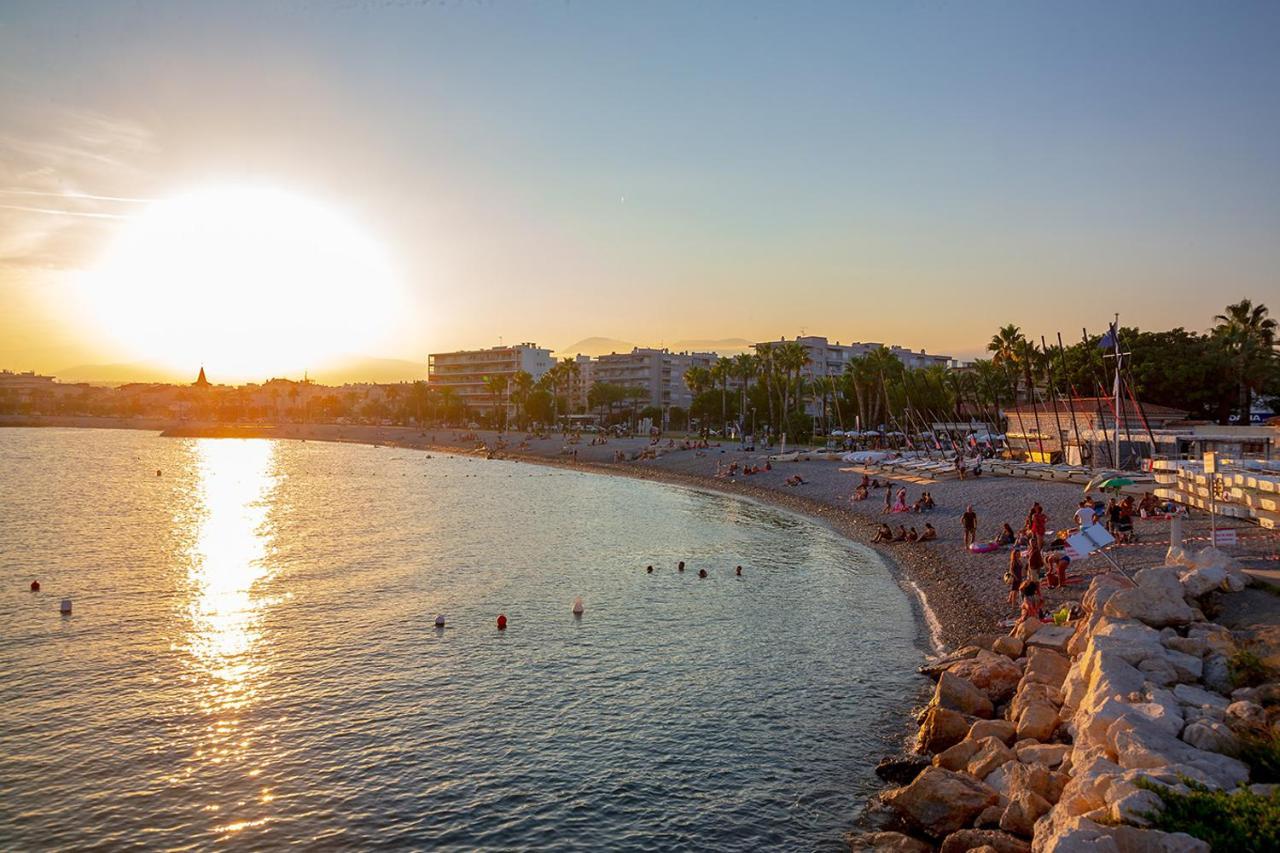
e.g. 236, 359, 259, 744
0, 98, 157, 272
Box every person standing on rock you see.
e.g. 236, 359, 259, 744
961, 504, 978, 548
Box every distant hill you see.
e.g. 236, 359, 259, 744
671, 338, 756, 356
56, 361, 188, 385
557, 337, 636, 357
55, 354, 425, 386
309, 355, 424, 385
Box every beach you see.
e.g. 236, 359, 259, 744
9, 415, 1273, 650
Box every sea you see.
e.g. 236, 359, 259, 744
0, 427, 926, 851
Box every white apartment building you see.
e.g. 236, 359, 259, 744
427, 342, 554, 413
592, 348, 716, 411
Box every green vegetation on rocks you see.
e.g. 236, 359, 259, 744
1135, 778, 1280, 853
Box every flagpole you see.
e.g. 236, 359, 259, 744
1113, 314, 1122, 469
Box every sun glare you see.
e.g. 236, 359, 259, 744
80, 187, 401, 379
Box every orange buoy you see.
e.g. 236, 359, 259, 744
30, 580, 40, 592
497, 614, 507, 630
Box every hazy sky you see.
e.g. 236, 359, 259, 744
2, 1, 1279, 378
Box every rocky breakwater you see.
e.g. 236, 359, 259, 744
855, 547, 1279, 852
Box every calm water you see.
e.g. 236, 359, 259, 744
0, 428, 924, 851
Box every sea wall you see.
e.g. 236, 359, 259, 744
856, 547, 1278, 852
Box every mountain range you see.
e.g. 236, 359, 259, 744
556, 337, 755, 358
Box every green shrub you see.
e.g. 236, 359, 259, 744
1135, 777, 1280, 851
1238, 733, 1280, 784
1229, 647, 1275, 689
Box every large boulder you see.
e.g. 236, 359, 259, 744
884, 767, 999, 837
971, 718, 1019, 745
1000, 790, 1051, 838
1015, 742, 1070, 768
848, 831, 933, 852
917, 705, 976, 754
1181, 719, 1241, 755
1172, 683, 1229, 710
877, 755, 932, 785
947, 651, 1025, 704
940, 829, 1030, 853
969, 736, 1018, 779
1023, 648, 1072, 689
1178, 565, 1227, 598
1026, 626, 1074, 655
1107, 716, 1250, 790
1102, 568, 1195, 628
1031, 811, 1209, 853
937, 671, 996, 718
1016, 702, 1060, 742
935, 738, 981, 771
994, 635, 1025, 659
1012, 683, 1062, 722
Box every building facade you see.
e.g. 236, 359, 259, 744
591, 348, 716, 411
427, 343, 554, 413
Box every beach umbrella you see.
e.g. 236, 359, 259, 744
1083, 472, 1120, 493
1098, 476, 1135, 492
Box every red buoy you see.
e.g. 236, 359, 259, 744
497, 614, 507, 630
30, 580, 40, 592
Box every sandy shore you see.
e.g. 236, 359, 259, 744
6, 416, 1275, 649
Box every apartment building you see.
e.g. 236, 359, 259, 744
427, 343, 553, 413
592, 348, 716, 411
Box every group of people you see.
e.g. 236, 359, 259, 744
645, 561, 744, 579
871, 521, 938, 544
1075, 493, 1141, 543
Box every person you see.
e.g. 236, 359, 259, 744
1046, 552, 1071, 588
906, 526, 919, 542
955, 453, 966, 480
872, 523, 893, 543
1006, 548, 1025, 604
1027, 538, 1045, 579
1106, 498, 1121, 536
860, 473, 871, 490
922, 492, 936, 511
1013, 526, 1030, 551
1029, 504, 1048, 547
892, 487, 909, 512
961, 504, 978, 548
996, 523, 1016, 546
853, 484, 869, 501
678, 561, 685, 572
1118, 496, 1135, 542
920, 523, 937, 541
1074, 500, 1096, 529
913, 495, 927, 513
646, 565, 653, 573
735, 565, 742, 576
1018, 576, 1043, 623
894, 525, 909, 542
698, 569, 707, 578
883, 483, 894, 513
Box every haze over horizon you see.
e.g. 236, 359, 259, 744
3, 1, 1279, 383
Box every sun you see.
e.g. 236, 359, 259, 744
80, 187, 402, 380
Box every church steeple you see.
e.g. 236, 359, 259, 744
194, 366, 209, 387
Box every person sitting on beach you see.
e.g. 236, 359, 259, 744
860, 473, 871, 489
1046, 552, 1071, 588
906, 526, 919, 542
786, 474, 806, 487
913, 495, 927, 513
1018, 576, 1043, 622
872, 523, 893, 543
871, 479, 881, 489
853, 484, 869, 501
920, 522, 937, 541
996, 523, 1016, 546
764, 461, 772, 471
922, 491, 935, 511
893, 525, 908, 542
1013, 527, 1030, 551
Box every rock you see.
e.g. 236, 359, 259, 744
1179, 565, 1227, 598
1056, 754, 1124, 816
947, 651, 1025, 704
1016, 702, 1060, 742
1187, 624, 1235, 656
939, 829, 1030, 853
1162, 648, 1204, 683
1015, 742, 1070, 768
1223, 571, 1247, 593
1109, 788, 1165, 827
1089, 618, 1168, 667
922, 646, 984, 678
1125, 689, 1185, 738
1257, 683, 1280, 705
917, 705, 975, 754
1108, 717, 1250, 790
1181, 719, 1241, 755
1202, 654, 1233, 695
1172, 683, 1229, 709
994, 635, 1024, 659
999, 790, 1050, 837
1226, 700, 1267, 733
877, 755, 932, 785
1014, 619, 1044, 642
848, 831, 934, 852
1103, 577, 1195, 628
1011, 683, 1061, 722
1006, 760, 1056, 802
975, 805, 1004, 829
1031, 811, 1209, 853
884, 767, 999, 837
1026, 626, 1074, 655
970, 719, 1018, 745
935, 739, 981, 771
937, 671, 996, 718
1138, 656, 1179, 687
969, 736, 1018, 779
1163, 635, 1208, 658
1022, 648, 1072, 688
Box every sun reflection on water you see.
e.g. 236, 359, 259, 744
180, 438, 282, 823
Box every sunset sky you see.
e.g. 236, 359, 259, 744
2, 1, 1279, 382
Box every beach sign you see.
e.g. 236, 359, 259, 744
1213, 528, 1238, 546
1067, 524, 1115, 558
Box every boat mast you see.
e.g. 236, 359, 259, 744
1113, 313, 1122, 469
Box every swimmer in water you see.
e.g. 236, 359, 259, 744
698, 569, 707, 578
735, 565, 742, 576
646, 565, 653, 573
677, 561, 685, 572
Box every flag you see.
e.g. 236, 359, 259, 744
1097, 326, 1118, 351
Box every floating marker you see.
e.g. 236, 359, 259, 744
572, 597, 584, 615
434, 614, 446, 628
30, 580, 40, 592
497, 614, 507, 630
60, 598, 72, 614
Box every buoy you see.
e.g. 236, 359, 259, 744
30, 580, 40, 592
60, 598, 72, 614
572, 597, 584, 615
698, 569, 707, 578
735, 565, 742, 576
434, 614, 446, 628
497, 614, 507, 630
646, 565, 653, 573
677, 561, 685, 572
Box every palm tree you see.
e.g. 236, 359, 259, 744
483, 374, 510, 430
683, 365, 711, 398
731, 352, 758, 438
709, 357, 732, 431
988, 324, 1027, 403
1213, 299, 1277, 422
509, 370, 534, 429
754, 342, 777, 433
